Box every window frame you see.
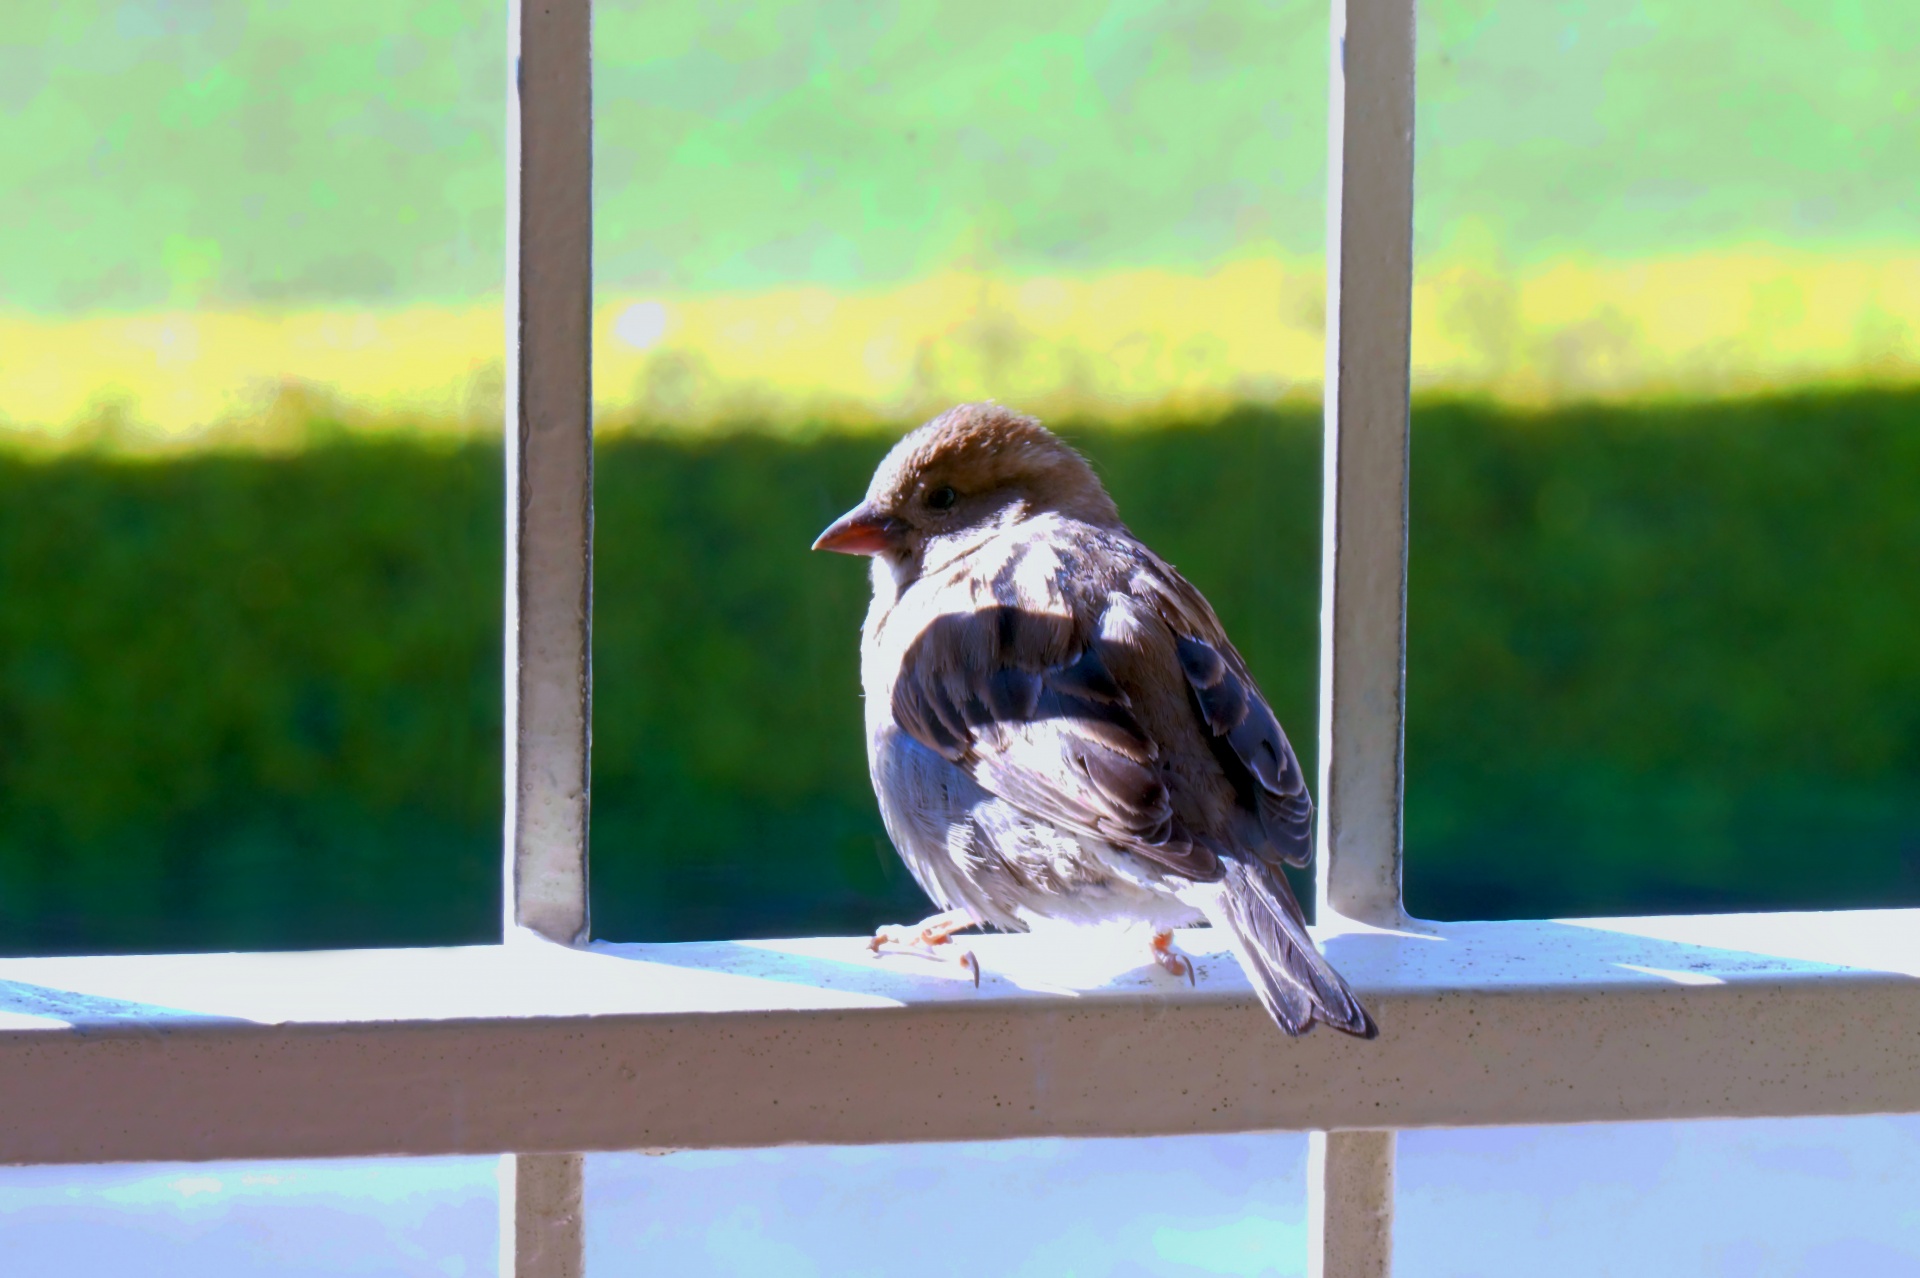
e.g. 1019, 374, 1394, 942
2, 4, 1916, 1278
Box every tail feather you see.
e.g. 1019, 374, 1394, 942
1206, 858, 1376, 1039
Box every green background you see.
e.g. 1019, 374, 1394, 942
4, 0, 1916, 313
2, 2, 1916, 954
4, 392, 1915, 954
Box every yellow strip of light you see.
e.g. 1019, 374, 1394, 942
2, 248, 1915, 453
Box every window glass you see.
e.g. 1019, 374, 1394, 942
1395, 1115, 1920, 1277
9, 1119, 1916, 1275
582, 1119, 1920, 1275
0, 3, 504, 953
588, 1133, 1311, 1275
1404, 0, 1920, 919
587, 1, 1330, 939
0, 1156, 497, 1277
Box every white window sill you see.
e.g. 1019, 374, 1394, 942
4, 908, 1917, 1165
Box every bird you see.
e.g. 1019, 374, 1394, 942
811, 402, 1374, 1038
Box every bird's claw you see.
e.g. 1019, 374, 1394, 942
869, 912, 983, 988
869, 910, 975, 955
1150, 930, 1197, 986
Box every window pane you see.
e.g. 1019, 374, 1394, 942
588, 1133, 1309, 1275
588, 2, 1330, 939
1404, 1, 1920, 918
582, 1117, 1920, 1274
0, 1157, 496, 1277
1397, 1116, 1920, 1276
1, 3, 505, 953
10, 1121, 1913, 1275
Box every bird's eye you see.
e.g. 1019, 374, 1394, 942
926, 485, 958, 512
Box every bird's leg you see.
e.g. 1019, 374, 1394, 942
869, 909, 981, 987
1150, 930, 1196, 986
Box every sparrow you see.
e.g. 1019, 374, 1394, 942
812, 403, 1374, 1038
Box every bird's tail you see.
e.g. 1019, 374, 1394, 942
1204, 857, 1376, 1038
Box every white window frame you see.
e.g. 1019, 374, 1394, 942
5, 3, 1918, 1277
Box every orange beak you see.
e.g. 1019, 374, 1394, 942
812, 503, 910, 556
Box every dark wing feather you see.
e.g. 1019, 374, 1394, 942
1135, 569, 1314, 869
1171, 633, 1314, 866
891, 604, 1218, 880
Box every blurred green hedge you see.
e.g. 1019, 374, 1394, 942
2, 391, 1916, 955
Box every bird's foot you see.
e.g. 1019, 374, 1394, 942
869, 908, 976, 952
869, 909, 981, 987
1150, 929, 1196, 986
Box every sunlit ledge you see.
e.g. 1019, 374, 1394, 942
4, 909, 1918, 1165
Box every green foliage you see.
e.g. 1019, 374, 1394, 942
0, 440, 501, 951
587, 414, 1328, 940
2, 392, 1917, 954
1406, 391, 1920, 916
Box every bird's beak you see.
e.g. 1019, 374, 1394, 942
812, 503, 910, 556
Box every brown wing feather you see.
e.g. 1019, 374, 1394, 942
1133, 562, 1316, 868
890, 603, 1219, 880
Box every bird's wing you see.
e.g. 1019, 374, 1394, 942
889, 596, 1221, 881
1133, 562, 1316, 868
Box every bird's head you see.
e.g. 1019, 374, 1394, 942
812, 404, 1119, 579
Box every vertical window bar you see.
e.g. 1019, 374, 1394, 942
1312, 0, 1415, 1273
1315, 0, 1416, 937
1309, 1130, 1397, 1278
499, 1151, 587, 1278
502, 0, 592, 1273
504, 0, 594, 949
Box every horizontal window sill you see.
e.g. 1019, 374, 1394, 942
3, 908, 1917, 1165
